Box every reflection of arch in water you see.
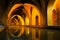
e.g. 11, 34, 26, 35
24, 3, 44, 40
36, 16, 40, 39
7, 3, 26, 37
26, 3, 43, 40
8, 15, 24, 37
7, 3, 44, 39
32, 7, 41, 40
23, 4, 44, 40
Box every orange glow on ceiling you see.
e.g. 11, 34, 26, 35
54, 0, 60, 9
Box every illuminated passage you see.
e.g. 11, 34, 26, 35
7, 3, 44, 40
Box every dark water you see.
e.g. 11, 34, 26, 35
0, 26, 60, 40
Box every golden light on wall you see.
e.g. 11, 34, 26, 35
24, 3, 44, 26
53, 0, 60, 9
47, 0, 55, 26
7, 3, 44, 40
25, 16, 30, 35
47, 0, 60, 26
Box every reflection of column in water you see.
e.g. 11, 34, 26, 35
23, 4, 32, 36
36, 16, 40, 40
31, 6, 41, 40
25, 16, 30, 35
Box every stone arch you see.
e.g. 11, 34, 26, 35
8, 14, 24, 37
